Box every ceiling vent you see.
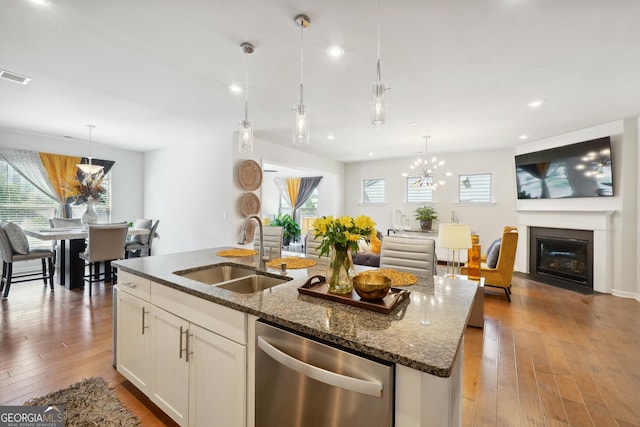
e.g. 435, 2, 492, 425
0, 69, 31, 85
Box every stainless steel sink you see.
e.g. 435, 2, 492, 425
174, 264, 255, 285
216, 274, 289, 293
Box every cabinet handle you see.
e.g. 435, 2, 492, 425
179, 326, 184, 359
186, 331, 193, 363
121, 282, 137, 289
141, 307, 149, 335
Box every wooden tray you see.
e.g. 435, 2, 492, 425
297, 275, 410, 315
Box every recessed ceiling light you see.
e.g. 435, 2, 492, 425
229, 84, 243, 94
327, 134, 335, 140
327, 46, 345, 57
368, 152, 374, 157
527, 99, 544, 108
29, 0, 52, 5
519, 134, 528, 140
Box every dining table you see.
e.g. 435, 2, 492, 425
24, 226, 150, 290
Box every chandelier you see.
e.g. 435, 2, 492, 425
76, 125, 104, 175
407, 136, 450, 190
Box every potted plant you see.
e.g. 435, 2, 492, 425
271, 214, 301, 246
414, 206, 438, 230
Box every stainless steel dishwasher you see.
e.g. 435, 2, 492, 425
255, 320, 394, 427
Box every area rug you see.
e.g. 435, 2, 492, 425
24, 377, 141, 427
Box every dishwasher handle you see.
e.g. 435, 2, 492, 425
257, 336, 383, 397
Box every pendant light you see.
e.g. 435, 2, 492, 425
238, 42, 255, 154
76, 125, 103, 175
293, 14, 310, 146
408, 136, 450, 190
370, 0, 388, 126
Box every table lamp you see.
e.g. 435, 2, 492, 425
438, 223, 472, 277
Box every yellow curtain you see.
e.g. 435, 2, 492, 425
286, 178, 300, 208
39, 152, 81, 208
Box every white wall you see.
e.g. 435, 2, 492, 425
145, 134, 344, 255
514, 119, 639, 299
144, 133, 234, 255
0, 128, 144, 223
344, 148, 518, 254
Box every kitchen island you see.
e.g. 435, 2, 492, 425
113, 247, 478, 427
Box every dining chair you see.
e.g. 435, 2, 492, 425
379, 235, 438, 277
254, 226, 283, 259
304, 230, 322, 259
79, 222, 128, 296
49, 217, 83, 274
125, 219, 159, 258
0, 220, 54, 298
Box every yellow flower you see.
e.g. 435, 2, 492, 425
312, 214, 377, 258
337, 216, 353, 228
354, 215, 376, 230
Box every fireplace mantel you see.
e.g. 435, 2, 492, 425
516, 210, 615, 293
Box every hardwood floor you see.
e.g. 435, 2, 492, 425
1, 274, 639, 426
0, 279, 177, 426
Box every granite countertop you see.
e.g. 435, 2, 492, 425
113, 247, 478, 378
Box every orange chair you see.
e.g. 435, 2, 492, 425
460, 226, 518, 302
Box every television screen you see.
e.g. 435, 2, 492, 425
515, 137, 613, 199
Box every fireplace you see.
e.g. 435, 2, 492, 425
529, 227, 594, 292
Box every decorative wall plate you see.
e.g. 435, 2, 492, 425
244, 221, 256, 244
238, 159, 263, 191
240, 192, 260, 216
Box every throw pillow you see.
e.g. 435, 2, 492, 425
133, 218, 152, 244
486, 238, 502, 268
1, 222, 29, 255
357, 239, 373, 254
370, 230, 381, 254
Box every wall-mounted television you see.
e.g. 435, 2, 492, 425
515, 136, 613, 199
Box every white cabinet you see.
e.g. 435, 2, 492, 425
116, 275, 247, 427
116, 290, 151, 393
149, 307, 189, 425
148, 308, 246, 427
188, 323, 246, 427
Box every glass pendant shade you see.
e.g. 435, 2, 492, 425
238, 42, 254, 154
293, 103, 309, 146
239, 117, 253, 154
370, 80, 387, 126
293, 14, 311, 146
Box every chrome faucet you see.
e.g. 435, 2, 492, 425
237, 215, 268, 270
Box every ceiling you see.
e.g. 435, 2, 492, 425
2, 0, 640, 162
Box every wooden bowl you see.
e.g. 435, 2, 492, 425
353, 273, 391, 300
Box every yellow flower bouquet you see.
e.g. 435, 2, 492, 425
313, 215, 376, 293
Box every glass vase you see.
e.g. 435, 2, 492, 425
82, 197, 99, 228
467, 234, 481, 280
326, 245, 355, 294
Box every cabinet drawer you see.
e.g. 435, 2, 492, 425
151, 284, 246, 345
117, 271, 151, 300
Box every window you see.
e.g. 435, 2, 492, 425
459, 173, 491, 203
406, 177, 433, 203
362, 179, 385, 203
278, 188, 318, 218
298, 188, 318, 218
0, 160, 111, 248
